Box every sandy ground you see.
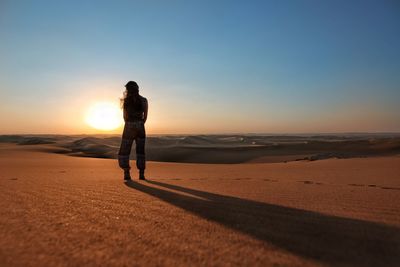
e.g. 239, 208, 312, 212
0, 143, 399, 267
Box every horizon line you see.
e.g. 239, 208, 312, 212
1, 131, 400, 137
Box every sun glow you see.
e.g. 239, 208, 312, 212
85, 102, 123, 131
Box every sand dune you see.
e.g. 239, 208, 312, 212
0, 143, 399, 266
1, 133, 400, 163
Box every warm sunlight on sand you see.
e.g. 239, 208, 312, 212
85, 102, 123, 131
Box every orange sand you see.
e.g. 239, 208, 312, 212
0, 144, 399, 266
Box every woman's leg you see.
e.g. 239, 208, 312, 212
135, 123, 146, 179
118, 124, 134, 172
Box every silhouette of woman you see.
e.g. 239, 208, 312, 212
118, 81, 148, 180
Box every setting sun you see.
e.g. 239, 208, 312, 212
85, 102, 123, 131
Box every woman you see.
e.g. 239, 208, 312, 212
118, 81, 148, 181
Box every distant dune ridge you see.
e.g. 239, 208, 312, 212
1, 133, 399, 163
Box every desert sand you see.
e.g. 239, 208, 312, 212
0, 143, 399, 266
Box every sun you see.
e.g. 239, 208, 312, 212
85, 102, 124, 131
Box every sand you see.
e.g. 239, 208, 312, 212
0, 143, 399, 266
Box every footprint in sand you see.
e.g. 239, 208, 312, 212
380, 186, 400, 191
299, 180, 314, 185
348, 183, 365, 187
297, 180, 324, 185
347, 184, 399, 191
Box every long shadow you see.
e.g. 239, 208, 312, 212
124, 180, 400, 266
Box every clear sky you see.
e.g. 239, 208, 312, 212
1, 0, 399, 134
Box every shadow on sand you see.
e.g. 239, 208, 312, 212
124, 180, 400, 266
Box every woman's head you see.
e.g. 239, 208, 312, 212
125, 81, 139, 96
121, 81, 142, 111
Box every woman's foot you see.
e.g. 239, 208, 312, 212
139, 170, 145, 180
124, 169, 131, 181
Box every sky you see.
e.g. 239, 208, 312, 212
0, 0, 399, 134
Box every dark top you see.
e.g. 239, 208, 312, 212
124, 95, 148, 122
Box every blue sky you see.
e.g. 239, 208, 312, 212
1, 0, 399, 134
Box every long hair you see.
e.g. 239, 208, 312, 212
121, 85, 142, 112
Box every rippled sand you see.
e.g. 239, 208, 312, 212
0, 143, 399, 266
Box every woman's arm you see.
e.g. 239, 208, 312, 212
123, 107, 128, 122
143, 98, 148, 123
